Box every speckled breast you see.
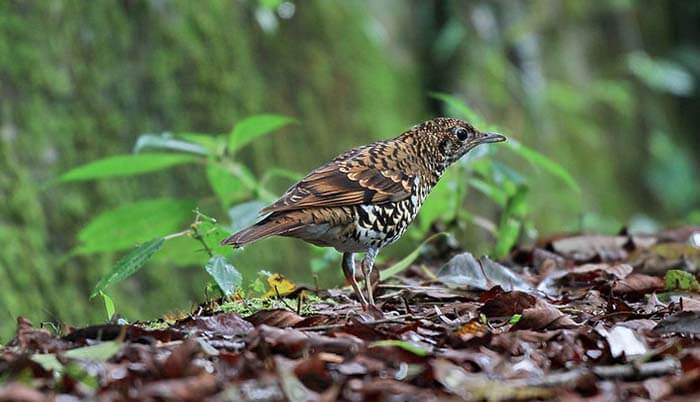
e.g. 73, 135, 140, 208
348, 181, 432, 250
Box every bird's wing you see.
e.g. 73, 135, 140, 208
260, 143, 417, 214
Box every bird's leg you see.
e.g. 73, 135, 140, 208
361, 248, 378, 306
342, 252, 367, 306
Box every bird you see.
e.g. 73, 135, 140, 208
222, 117, 506, 308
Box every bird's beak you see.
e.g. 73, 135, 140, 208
478, 132, 507, 144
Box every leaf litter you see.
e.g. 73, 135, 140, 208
1, 227, 700, 401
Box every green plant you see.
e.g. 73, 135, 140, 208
60, 114, 296, 306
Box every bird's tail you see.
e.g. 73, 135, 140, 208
220, 216, 301, 247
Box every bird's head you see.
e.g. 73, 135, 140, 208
413, 117, 507, 168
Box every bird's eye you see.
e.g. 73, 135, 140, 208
452, 127, 469, 141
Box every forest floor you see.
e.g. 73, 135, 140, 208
2, 227, 700, 401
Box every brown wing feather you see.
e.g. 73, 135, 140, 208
260, 142, 416, 215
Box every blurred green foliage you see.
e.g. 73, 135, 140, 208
1, 0, 699, 340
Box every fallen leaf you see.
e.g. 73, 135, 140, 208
246, 309, 304, 328
437, 253, 530, 291
264, 273, 297, 298
612, 274, 664, 295
512, 300, 577, 331
177, 312, 254, 337
549, 235, 629, 262
454, 320, 489, 339
0, 382, 47, 402
276, 356, 321, 401
653, 311, 700, 335
137, 373, 217, 401
596, 325, 648, 359
479, 291, 537, 318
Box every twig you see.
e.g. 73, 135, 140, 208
516, 358, 679, 387
295, 314, 415, 332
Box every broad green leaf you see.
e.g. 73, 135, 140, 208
91, 238, 165, 297
206, 163, 246, 205
664, 269, 700, 291
152, 235, 208, 266
99, 291, 116, 320
505, 139, 580, 192
60, 153, 198, 181
380, 233, 448, 281
133, 133, 209, 155
228, 114, 296, 152
369, 340, 429, 356
204, 255, 242, 296
77, 199, 196, 253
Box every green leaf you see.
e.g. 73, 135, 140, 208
64, 341, 122, 360
196, 217, 235, 258
206, 163, 246, 205
60, 153, 199, 181
369, 340, 429, 357
178, 133, 226, 156
133, 133, 209, 155
380, 233, 448, 281
505, 139, 580, 192
509, 314, 522, 325
664, 269, 700, 291
228, 114, 296, 152
99, 291, 116, 320
494, 218, 521, 258
31, 354, 63, 372
77, 199, 196, 253
91, 238, 165, 298
204, 255, 242, 296
31, 341, 122, 373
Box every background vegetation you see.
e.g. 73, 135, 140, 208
1, 0, 698, 340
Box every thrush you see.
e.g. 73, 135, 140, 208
222, 117, 506, 307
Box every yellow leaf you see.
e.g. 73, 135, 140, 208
263, 273, 296, 298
